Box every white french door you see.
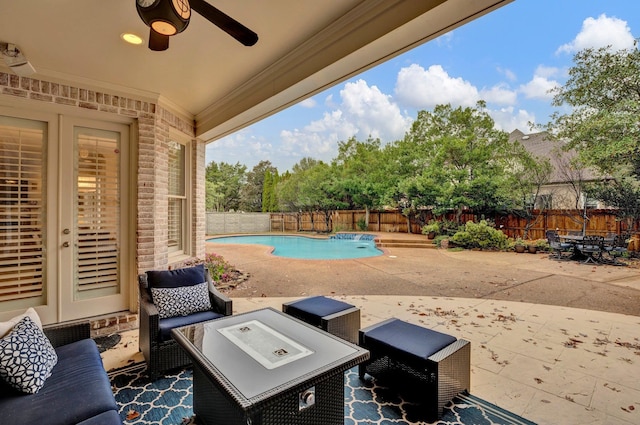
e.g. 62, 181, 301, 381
0, 111, 130, 323
59, 118, 130, 321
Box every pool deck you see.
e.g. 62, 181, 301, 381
104, 234, 640, 424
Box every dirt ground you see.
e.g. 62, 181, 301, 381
209, 238, 640, 317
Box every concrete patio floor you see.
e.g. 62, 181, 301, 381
103, 235, 640, 424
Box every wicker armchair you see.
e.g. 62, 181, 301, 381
138, 265, 232, 379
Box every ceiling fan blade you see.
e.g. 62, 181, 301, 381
149, 29, 170, 51
189, 0, 258, 46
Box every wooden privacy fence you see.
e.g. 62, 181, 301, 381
269, 209, 638, 242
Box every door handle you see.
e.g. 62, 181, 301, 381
62, 241, 70, 248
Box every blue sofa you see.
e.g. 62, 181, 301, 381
0, 321, 122, 425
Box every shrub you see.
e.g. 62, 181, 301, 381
433, 235, 449, 248
357, 217, 367, 231
440, 219, 462, 236
534, 239, 550, 251
450, 220, 508, 250
175, 252, 236, 283
421, 219, 440, 236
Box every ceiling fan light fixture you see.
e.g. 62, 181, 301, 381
151, 20, 178, 36
136, 0, 190, 36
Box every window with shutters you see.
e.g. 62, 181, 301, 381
0, 116, 46, 309
168, 140, 187, 256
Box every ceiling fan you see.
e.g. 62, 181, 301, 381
136, 0, 258, 51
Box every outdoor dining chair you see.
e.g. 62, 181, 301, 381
546, 231, 572, 261
604, 234, 629, 265
577, 235, 604, 264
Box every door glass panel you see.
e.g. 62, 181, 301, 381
74, 127, 120, 300
0, 116, 46, 311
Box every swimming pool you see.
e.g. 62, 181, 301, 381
207, 234, 382, 260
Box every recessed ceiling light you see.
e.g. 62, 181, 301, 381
121, 33, 144, 45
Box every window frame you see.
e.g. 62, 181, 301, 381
167, 133, 192, 262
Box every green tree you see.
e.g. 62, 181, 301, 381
277, 158, 346, 231
205, 161, 246, 211
240, 160, 276, 211
262, 169, 280, 212
547, 41, 640, 227
398, 102, 514, 224
332, 137, 389, 227
262, 171, 272, 212
503, 138, 554, 238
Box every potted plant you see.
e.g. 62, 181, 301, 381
421, 220, 440, 239
513, 238, 526, 253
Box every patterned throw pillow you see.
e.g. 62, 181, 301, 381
0, 316, 58, 394
151, 282, 212, 319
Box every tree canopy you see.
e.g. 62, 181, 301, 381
546, 40, 640, 224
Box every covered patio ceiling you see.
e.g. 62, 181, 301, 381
0, 0, 513, 142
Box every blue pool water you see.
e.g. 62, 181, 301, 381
208, 234, 382, 260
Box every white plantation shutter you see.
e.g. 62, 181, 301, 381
75, 128, 120, 297
0, 117, 46, 305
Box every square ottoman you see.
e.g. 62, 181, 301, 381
358, 318, 470, 422
282, 296, 360, 344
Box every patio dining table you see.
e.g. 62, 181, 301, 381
558, 234, 615, 263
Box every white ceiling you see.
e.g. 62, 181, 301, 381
0, 0, 513, 142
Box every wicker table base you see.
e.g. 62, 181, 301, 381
193, 361, 345, 425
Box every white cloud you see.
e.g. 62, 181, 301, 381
299, 98, 317, 108
434, 31, 454, 48
533, 65, 561, 79
479, 83, 517, 105
205, 130, 273, 168
489, 106, 537, 133
394, 64, 479, 109
557, 14, 636, 54
339, 80, 412, 140
497, 67, 517, 82
324, 94, 336, 108
272, 80, 413, 169
519, 66, 561, 100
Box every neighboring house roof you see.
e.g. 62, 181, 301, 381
509, 129, 600, 184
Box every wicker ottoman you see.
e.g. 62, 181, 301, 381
282, 296, 360, 344
358, 318, 470, 422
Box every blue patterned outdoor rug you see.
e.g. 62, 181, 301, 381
110, 364, 536, 425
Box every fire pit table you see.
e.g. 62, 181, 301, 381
172, 307, 369, 425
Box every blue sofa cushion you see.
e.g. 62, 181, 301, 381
287, 296, 354, 326
158, 310, 223, 342
146, 264, 205, 289
0, 338, 118, 425
365, 319, 457, 359
0, 316, 58, 394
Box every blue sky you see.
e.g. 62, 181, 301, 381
206, 0, 639, 172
